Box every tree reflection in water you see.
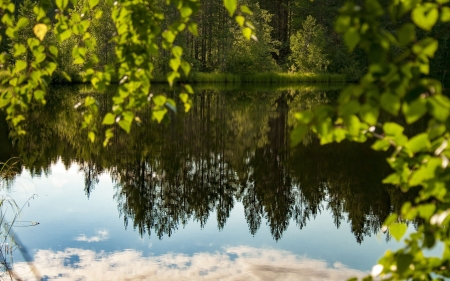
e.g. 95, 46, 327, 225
0, 85, 418, 242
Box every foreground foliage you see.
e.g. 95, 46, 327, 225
0, 0, 254, 146
1, 0, 450, 279
291, 0, 450, 279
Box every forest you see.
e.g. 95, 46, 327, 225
2, 0, 449, 83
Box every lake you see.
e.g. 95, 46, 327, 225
0, 84, 417, 280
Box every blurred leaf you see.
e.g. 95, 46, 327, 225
224, 0, 237, 16
390, 223, 407, 241
344, 28, 360, 52
102, 113, 115, 125
405, 133, 430, 153
290, 125, 308, 147
381, 93, 401, 115
383, 122, 404, 136
118, 120, 131, 133
398, 23, 415, 46
402, 99, 427, 124
153, 108, 168, 123
33, 24, 48, 41
88, 131, 95, 143
241, 5, 253, 15
412, 5, 438, 31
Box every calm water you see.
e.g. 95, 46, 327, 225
0, 84, 418, 280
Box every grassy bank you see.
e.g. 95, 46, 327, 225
179, 72, 347, 84
0, 70, 347, 85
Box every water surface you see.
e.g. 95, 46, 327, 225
0, 84, 415, 280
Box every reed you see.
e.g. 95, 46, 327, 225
0, 158, 41, 280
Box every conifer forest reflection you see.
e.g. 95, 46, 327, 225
0, 84, 417, 246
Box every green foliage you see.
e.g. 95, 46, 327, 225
224, 4, 280, 74
290, 0, 450, 279
289, 16, 330, 73
0, 0, 253, 146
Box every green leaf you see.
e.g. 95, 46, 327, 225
441, 7, 450, 22
235, 16, 245, 27
88, 131, 96, 143
89, 0, 99, 8
13, 44, 26, 57
165, 100, 177, 113
33, 24, 48, 41
15, 60, 27, 73
242, 27, 252, 40
49, 45, 58, 57
409, 157, 442, 186
0, 98, 10, 108
372, 139, 391, 151
344, 28, 360, 52
290, 125, 308, 147
167, 71, 180, 87
294, 111, 313, 124
85, 96, 96, 107
397, 254, 413, 274
181, 61, 191, 76
384, 213, 398, 226
56, 0, 68, 10
16, 17, 29, 29
417, 204, 436, 220
381, 93, 401, 115
383, 122, 404, 136
184, 84, 194, 94
172, 46, 183, 57
365, 0, 383, 16
402, 99, 427, 124
360, 104, 379, 126
389, 223, 407, 241
12, 115, 25, 126
405, 133, 430, 153
188, 23, 198, 36
241, 5, 253, 15
169, 58, 181, 71
103, 129, 114, 147
163, 30, 175, 43
224, 0, 237, 16
397, 23, 415, 46
180, 7, 192, 18
59, 29, 72, 42
344, 115, 360, 136
118, 120, 131, 133
428, 95, 450, 121
33, 90, 45, 102
333, 128, 346, 143
422, 38, 438, 58
382, 173, 400, 184
179, 93, 189, 103
153, 108, 168, 123
5, 3, 15, 13
153, 95, 167, 107
412, 5, 438, 31
102, 113, 115, 125
339, 100, 360, 116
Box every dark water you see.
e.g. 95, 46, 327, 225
0, 84, 419, 280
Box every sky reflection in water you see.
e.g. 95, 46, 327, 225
7, 160, 404, 280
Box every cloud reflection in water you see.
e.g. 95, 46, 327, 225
14, 246, 366, 280
74, 230, 109, 243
